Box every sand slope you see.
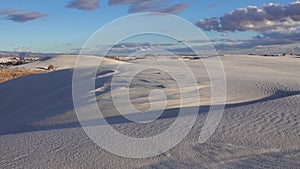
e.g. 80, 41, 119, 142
0, 55, 300, 168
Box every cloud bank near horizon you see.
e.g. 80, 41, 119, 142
196, 1, 300, 49
196, 1, 300, 33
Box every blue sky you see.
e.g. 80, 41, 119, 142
0, 0, 299, 54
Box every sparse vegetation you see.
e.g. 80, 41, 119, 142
47, 64, 55, 71
182, 56, 201, 60
0, 68, 46, 83
104, 56, 126, 61
111, 56, 123, 61
0, 57, 39, 67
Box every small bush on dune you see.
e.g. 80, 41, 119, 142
111, 56, 122, 61
182, 56, 200, 60
47, 64, 55, 71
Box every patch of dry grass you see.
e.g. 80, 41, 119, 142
0, 68, 46, 83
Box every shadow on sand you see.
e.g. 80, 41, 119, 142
0, 68, 299, 136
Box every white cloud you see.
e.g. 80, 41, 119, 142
195, 1, 300, 50
196, 1, 300, 34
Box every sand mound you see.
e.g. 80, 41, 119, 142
17, 55, 124, 70
0, 55, 300, 168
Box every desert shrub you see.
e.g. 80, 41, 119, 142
47, 64, 55, 71
0, 68, 45, 83
111, 56, 122, 61
10, 60, 18, 65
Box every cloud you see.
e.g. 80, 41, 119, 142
195, 1, 300, 51
0, 9, 47, 22
111, 42, 175, 48
196, 1, 300, 33
66, 0, 100, 11
108, 0, 190, 14
160, 2, 190, 14
215, 37, 296, 51
66, 0, 190, 13
213, 31, 300, 53
195, 17, 220, 31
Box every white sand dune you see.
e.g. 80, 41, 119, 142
13, 55, 77, 70
16, 55, 123, 70
0, 55, 300, 168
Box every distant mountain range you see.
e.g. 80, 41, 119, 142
0, 51, 66, 58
